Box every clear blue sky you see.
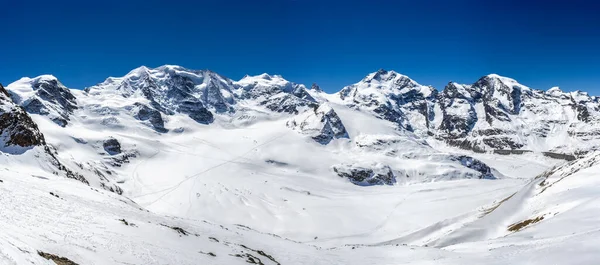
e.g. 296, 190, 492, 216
1, 0, 599, 94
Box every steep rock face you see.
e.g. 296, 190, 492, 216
0, 83, 46, 148
337, 69, 437, 135
7, 75, 77, 127
433, 74, 600, 153
333, 70, 600, 154
129, 102, 167, 132
435, 78, 525, 152
287, 104, 348, 144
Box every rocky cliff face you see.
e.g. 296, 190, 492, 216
0, 83, 46, 148
433, 74, 600, 154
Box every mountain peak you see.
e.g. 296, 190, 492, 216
485, 73, 504, 79
238, 73, 286, 84
360, 69, 420, 89
483, 73, 519, 83
12, 75, 60, 86
31, 74, 60, 83
124, 66, 151, 79
547, 86, 564, 95
7, 75, 67, 97
257, 73, 273, 80
310, 83, 323, 92
476, 73, 529, 92
376, 68, 389, 74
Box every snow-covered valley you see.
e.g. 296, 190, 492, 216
1, 66, 600, 264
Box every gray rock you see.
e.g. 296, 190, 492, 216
103, 138, 122, 155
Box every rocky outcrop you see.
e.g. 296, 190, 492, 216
452, 155, 495, 179
287, 104, 348, 144
131, 103, 167, 132
103, 138, 121, 155
333, 164, 396, 186
0, 83, 46, 147
177, 99, 214, 124
310, 83, 323, 92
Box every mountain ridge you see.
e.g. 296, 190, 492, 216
6, 65, 599, 156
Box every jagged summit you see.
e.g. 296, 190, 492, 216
360, 69, 421, 88
6, 75, 78, 127
547, 86, 562, 92
310, 83, 323, 92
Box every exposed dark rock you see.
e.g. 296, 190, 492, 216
0, 84, 46, 148
438, 83, 479, 139
131, 102, 167, 132
542, 152, 577, 161
177, 99, 214, 124
312, 106, 348, 144
445, 139, 486, 153
333, 164, 396, 186
160, 224, 191, 236
103, 138, 121, 155
575, 104, 590, 122
287, 104, 348, 145
38, 251, 79, 265
493, 149, 533, 155
199, 251, 216, 257
452, 155, 496, 179
482, 137, 523, 150
311, 83, 323, 92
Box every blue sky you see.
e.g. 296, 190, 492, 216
1, 0, 599, 94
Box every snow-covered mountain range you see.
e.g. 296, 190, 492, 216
1, 65, 600, 264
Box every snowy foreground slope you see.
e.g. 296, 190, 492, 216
5, 151, 600, 264
2, 66, 600, 264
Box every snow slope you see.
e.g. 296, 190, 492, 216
2, 66, 600, 264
